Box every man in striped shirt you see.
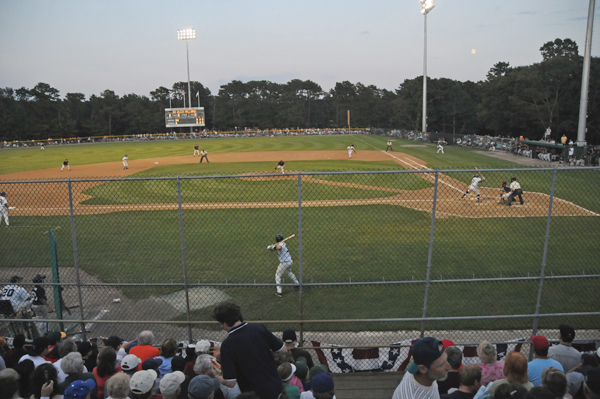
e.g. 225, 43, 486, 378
392, 337, 451, 399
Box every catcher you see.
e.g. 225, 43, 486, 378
500, 180, 511, 204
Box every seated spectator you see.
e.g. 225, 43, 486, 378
441, 364, 482, 399
4, 334, 28, 369
301, 365, 329, 398
64, 379, 96, 399
188, 375, 221, 399
129, 332, 160, 363
183, 345, 198, 377
548, 325, 581, 373
32, 364, 61, 399
44, 330, 66, 363
105, 336, 125, 364
121, 354, 142, 376
582, 368, 600, 399
105, 373, 131, 399
193, 354, 237, 399
525, 387, 556, 399
489, 352, 534, 395
130, 370, 158, 399
58, 352, 98, 399
294, 359, 310, 392
477, 341, 505, 386
160, 371, 185, 399
55, 339, 89, 384
438, 346, 463, 394
528, 336, 564, 386
310, 373, 335, 399
78, 342, 97, 372
495, 383, 528, 399
19, 337, 51, 368
278, 362, 300, 399
156, 339, 178, 379
0, 368, 21, 399
142, 358, 162, 393
541, 368, 568, 399
93, 347, 122, 398
282, 330, 314, 368
15, 359, 36, 399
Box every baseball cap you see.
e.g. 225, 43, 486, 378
309, 365, 328, 381
312, 373, 334, 393
283, 329, 297, 343
32, 337, 50, 351
105, 336, 123, 349
188, 375, 220, 399
407, 337, 445, 374
130, 369, 158, 394
142, 358, 163, 373
558, 324, 575, 341
531, 335, 550, 350
0, 368, 19, 382
441, 339, 455, 349
195, 340, 211, 354
171, 356, 186, 372
295, 360, 309, 380
121, 354, 142, 371
10, 276, 23, 283
32, 274, 46, 283
46, 330, 66, 342
585, 368, 600, 396
159, 371, 185, 396
64, 379, 96, 399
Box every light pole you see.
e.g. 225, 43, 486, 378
420, 0, 435, 134
177, 28, 196, 111
576, 0, 595, 147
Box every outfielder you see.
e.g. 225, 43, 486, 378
61, 159, 70, 171
0, 191, 8, 226
275, 160, 285, 174
347, 144, 356, 158
268, 234, 299, 297
386, 141, 393, 152
122, 154, 129, 169
461, 173, 485, 202
437, 141, 444, 154
194, 144, 200, 157
500, 180, 511, 204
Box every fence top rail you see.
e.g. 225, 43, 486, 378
1, 166, 599, 184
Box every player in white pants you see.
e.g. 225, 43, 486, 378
461, 174, 485, 202
275, 160, 285, 174
347, 144, 356, 158
268, 234, 299, 297
61, 159, 70, 171
122, 155, 129, 169
437, 142, 444, 154
0, 191, 9, 227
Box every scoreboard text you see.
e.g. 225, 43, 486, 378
165, 107, 205, 128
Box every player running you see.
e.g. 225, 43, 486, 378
461, 173, 485, 202
268, 234, 299, 297
274, 160, 285, 174
347, 144, 356, 159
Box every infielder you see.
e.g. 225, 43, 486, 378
0, 276, 31, 312
41, 145, 45, 151
437, 141, 444, 154
0, 191, 9, 227
268, 234, 299, 297
461, 173, 485, 202
199, 150, 209, 163
122, 154, 129, 169
506, 177, 524, 206
347, 144, 356, 159
275, 160, 285, 174
194, 144, 200, 157
386, 141, 393, 152
61, 159, 70, 171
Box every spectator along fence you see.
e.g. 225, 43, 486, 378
1, 167, 599, 358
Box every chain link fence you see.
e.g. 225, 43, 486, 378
1, 167, 599, 352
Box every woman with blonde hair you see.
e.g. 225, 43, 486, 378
489, 352, 534, 395
476, 341, 505, 386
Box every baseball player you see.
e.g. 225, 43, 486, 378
347, 143, 356, 158
122, 154, 129, 169
506, 177, 524, 206
31, 274, 49, 334
386, 141, 393, 152
461, 173, 485, 202
0, 276, 31, 312
199, 150, 209, 163
194, 144, 200, 157
268, 234, 299, 297
275, 160, 285, 174
500, 180, 511, 204
437, 141, 444, 154
40, 145, 45, 151
61, 159, 70, 171
0, 191, 8, 227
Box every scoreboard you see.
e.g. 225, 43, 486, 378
165, 107, 205, 128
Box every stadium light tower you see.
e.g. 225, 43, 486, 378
177, 28, 196, 111
420, 0, 435, 133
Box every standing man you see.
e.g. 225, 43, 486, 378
274, 160, 285, 174
194, 144, 200, 157
461, 174, 485, 203
212, 302, 287, 399
0, 191, 9, 227
61, 159, 70, 171
391, 337, 451, 399
437, 141, 445, 154
31, 274, 49, 334
386, 141, 393, 152
122, 155, 129, 170
199, 150, 209, 163
561, 135, 567, 145
548, 324, 581, 372
544, 127, 552, 141
268, 234, 299, 297
507, 177, 524, 206
347, 143, 356, 159
1, 276, 31, 312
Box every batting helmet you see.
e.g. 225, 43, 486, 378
0, 191, 5, 196
275, 234, 284, 242
474, 174, 479, 178
511, 177, 517, 181
10, 276, 23, 283
32, 274, 46, 283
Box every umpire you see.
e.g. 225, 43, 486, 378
507, 177, 524, 206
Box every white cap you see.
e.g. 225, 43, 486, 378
159, 371, 185, 396
130, 369, 158, 394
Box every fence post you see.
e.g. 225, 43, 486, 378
67, 180, 86, 339
531, 168, 558, 346
297, 173, 304, 345
420, 171, 440, 337
177, 176, 193, 343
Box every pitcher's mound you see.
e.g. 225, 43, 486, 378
160, 287, 231, 312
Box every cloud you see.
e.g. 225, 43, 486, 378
359, 31, 369, 35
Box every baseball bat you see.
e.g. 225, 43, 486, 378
271, 234, 295, 246
475, 167, 484, 180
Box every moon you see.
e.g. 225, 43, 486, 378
471, 49, 476, 54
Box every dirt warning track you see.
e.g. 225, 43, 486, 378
1, 150, 597, 219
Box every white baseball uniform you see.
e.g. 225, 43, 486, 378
274, 242, 299, 295
0, 195, 8, 226
1, 284, 30, 311
469, 177, 483, 195
122, 156, 128, 169
347, 145, 355, 158
437, 143, 444, 154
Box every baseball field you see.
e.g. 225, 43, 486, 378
1, 134, 599, 334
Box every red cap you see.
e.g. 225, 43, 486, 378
441, 339, 455, 349
530, 335, 549, 350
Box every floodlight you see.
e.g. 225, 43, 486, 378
420, 0, 435, 14
177, 29, 196, 41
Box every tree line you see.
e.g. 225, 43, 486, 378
1, 38, 598, 144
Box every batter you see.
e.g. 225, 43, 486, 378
461, 174, 485, 202
268, 234, 299, 297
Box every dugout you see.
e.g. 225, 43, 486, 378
520, 140, 571, 161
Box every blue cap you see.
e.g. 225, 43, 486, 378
407, 337, 444, 374
64, 379, 96, 399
